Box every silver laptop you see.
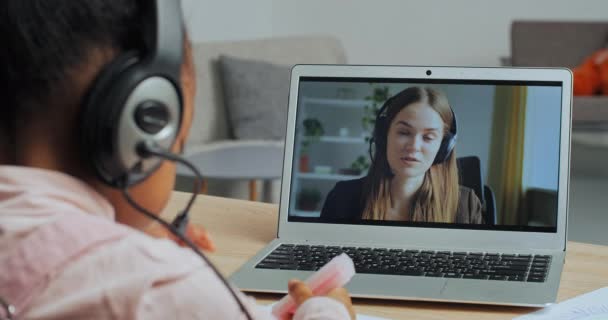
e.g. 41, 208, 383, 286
230, 65, 572, 307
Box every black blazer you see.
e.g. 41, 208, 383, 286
320, 177, 484, 224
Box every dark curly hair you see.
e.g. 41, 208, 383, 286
0, 0, 152, 160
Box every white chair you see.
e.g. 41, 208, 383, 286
183, 35, 347, 202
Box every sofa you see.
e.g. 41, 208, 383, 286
505, 21, 608, 227
506, 21, 608, 176
177, 35, 347, 202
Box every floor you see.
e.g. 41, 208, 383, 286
568, 176, 608, 246
568, 141, 608, 246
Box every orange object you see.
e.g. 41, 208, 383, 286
573, 49, 608, 96
599, 51, 608, 95
146, 223, 216, 252
573, 65, 600, 95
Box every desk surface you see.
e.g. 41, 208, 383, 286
163, 191, 608, 320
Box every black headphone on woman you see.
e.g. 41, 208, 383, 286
369, 89, 458, 166
80, 0, 183, 188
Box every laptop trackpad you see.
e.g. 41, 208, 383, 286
347, 274, 547, 304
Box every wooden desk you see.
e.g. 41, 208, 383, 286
163, 191, 608, 320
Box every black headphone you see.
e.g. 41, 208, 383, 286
80, 0, 184, 188
369, 88, 458, 166
76, 3, 254, 319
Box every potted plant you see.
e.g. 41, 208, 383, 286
351, 155, 370, 173
296, 188, 322, 211
299, 118, 324, 172
339, 155, 370, 176
361, 86, 391, 144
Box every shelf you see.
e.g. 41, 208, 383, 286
321, 136, 365, 144
302, 97, 368, 109
300, 135, 367, 144
319, 136, 367, 144
291, 210, 321, 218
298, 172, 365, 180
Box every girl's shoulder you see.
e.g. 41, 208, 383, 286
2, 213, 204, 319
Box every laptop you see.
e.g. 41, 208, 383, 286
230, 65, 572, 307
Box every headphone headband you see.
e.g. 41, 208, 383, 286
147, 0, 183, 81
80, 0, 185, 187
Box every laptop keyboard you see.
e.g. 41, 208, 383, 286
255, 244, 551, 282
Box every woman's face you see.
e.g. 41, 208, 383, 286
386, 101, 445, 179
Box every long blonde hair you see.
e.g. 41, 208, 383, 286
362, 87, 459, 223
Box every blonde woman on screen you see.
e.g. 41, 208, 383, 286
320, 87, 483, 224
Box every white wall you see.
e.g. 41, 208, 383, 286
181, 0, 273, 41
439, 85, 495, 177
183, 0, 608, 66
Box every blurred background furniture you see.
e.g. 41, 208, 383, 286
507, 21, 608, 132
176, 35, 347, 203
177, 141, 284, 202
524, 188, 558, 227
505, 20, 608, 244
457, 156, 497, 225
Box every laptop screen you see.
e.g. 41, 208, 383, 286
287, 77, 562, 233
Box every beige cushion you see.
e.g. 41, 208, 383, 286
218, 55, 291, 140
188, 35, 347, 148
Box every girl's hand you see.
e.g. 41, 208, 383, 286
287, 279, 355, 320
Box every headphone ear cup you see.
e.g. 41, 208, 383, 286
432, 106, 458, 165
81, 51, 182, 187
111, 71, 182, 187
373, 107, 389, 152
81, 52, 141, 185
370, 116, 385, 157
369, 98, 391, 171
433, 133, 456, 165
444, 133, 457, 160
368, 136, 377, 165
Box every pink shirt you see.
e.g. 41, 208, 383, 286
0, 166, 350, 319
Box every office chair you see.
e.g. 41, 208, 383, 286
483, 185, 497, 225
456, 156, 497, 225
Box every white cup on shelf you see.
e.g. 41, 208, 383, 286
339, 128, 350, 137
